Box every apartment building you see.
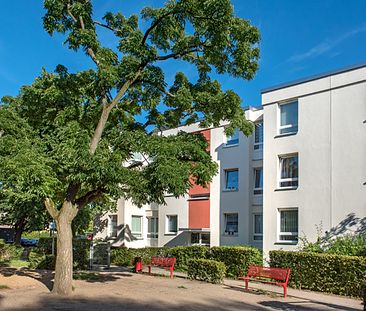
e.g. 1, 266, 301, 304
262, 63, 366, 257
95, 62, 366, 254
94, 108, 264, 248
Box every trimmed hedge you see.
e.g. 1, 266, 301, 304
210, 246, 262, 278
111, 247, 166, 266
167, 246, 210, 271
30, 237, 90, 270
188, 258, 226, 284
111, 245, 261, 277
270, 250, 366, 297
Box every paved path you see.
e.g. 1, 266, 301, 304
0, 267, 363, 311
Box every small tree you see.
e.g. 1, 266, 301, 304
0, 0, 260, 295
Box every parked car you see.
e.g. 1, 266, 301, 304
20, 238, 39, 247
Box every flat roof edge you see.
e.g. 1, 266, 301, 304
261, 61, 366, 94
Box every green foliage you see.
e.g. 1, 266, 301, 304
270, 250, 366, 297
0, 240, 23, 261
111, 247, 166, 266
210, 246, 262, 277
300, 232, 366, 256
32, 237, 90, 270
166, 246, 210, 271
1, 0, 260, 292
111, 245, 261, 277
187, 258, 226, 284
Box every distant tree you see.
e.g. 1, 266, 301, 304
0, 108, 52, 244
0, 0, 260, 295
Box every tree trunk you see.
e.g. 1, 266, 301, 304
14, 218, 27, 246
52, 201, 78, 296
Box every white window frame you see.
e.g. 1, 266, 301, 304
224, 169, 239, 191
225, 128, 239, 146
277, 208, 298, 243
253, 167, 263, 195
147, 217, 158, 239
166, 215, 178, 234
254, 122, 263, 150
131, 215, 143, 238
108, 214, 118, 238
253, 213, 263, 241
278, 154, 298, 189
224, 213, 238, 236
278, 101, 298, 135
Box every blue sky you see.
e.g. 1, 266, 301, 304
1, 0, 366, 107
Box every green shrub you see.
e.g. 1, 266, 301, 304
0, 240, 23, 261
300, 232, 366, 256
167, 246, 210, 271
111, 247, 166, 266
270, 250, 366, 297
33, 237, 90, 270
210, 246, 262, 278
188, 258, 226, 284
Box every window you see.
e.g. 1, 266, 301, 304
131, 215, 142, 238
254, 122, 263, 150
279, 101, 298, 135
278, 209, 298, 242
226, 129, 239, 146
225, 169, 239, 190
191, 232, 210, 245
147, 217, 158, 239
166, 215, 178, 234
254, 168, 263, 195
224, 213, 238, 235
279, 154, 298, 188
109, 215, 118, 238
253, 214, 263, 240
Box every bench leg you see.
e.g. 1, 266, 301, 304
170, 268, 173, 279
283, 285, 287, 298
245, 279, 249, 291
148, 266, 151, 274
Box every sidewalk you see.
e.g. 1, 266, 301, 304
134, 266, 363, 311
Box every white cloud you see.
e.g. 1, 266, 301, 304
288, 24, 366, 63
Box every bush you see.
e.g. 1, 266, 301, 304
210, 246, 262, 278
270, 250, 366, 297
167, 246, 210, 271
111, 247, 166, 266
0, 239, 23, 261
188, 258, 226, 284
32, 237, 90, 270
110, 245, 261, 277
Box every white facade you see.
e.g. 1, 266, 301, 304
262, 64, 366, 258
95, 63, 366, 254
95, 108, 264, 248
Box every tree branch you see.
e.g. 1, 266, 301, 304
142, 10, 176, 46
156, 48, 201, 61
44, 198, 59, 220
93, 21, 119, 33
75, 188, 104, 210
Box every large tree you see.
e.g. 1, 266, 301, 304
0, 0, 260, 295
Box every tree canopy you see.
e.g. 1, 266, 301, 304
0, 0, 260, 295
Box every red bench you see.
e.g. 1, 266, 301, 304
238, 265, 291, 297
147, 256, 176, 279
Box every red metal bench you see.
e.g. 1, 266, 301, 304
238, 265, 291, 297
147, 256, 176, 279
